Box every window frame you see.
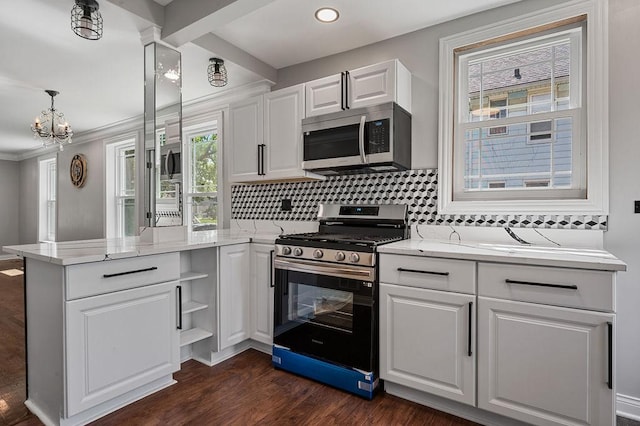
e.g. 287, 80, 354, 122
105, 133, 138, 239
38, 156, 57, 242
438, 0, 608, 215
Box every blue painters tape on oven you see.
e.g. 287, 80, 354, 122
272, 346, 377, 399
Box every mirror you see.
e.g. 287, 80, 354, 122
142, 42, 183, 228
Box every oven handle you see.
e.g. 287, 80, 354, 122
358, 115, 367, 164
274, 258, 375, 282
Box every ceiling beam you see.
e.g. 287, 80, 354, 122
161, 0, 274, 47
193, 33, 277, 84
105, 0, 165, 26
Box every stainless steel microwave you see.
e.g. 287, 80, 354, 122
160, 143, 181, 181
301, 102, 411, 175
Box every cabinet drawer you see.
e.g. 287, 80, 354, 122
380, 254, 475, 294
66, 253, 180, 300
478, 263, 614, 312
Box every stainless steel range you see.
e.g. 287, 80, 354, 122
272, 203, 409, 399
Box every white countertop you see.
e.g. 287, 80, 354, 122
378, 239, 627, 271
2, 230, 280, 266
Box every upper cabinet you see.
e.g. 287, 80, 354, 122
229, 85, 322, 183
305, 59, 412, 117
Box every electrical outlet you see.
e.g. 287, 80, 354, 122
281, 198, 292, 211
635, 200, 640, 214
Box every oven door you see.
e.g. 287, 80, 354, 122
273, 257, 377, 372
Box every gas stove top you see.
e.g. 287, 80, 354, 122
277, 232, 404, 247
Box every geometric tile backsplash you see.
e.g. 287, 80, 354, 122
231, 169, 607, 230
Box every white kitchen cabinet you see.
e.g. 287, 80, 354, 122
65, 281, 180, 416
478, 297, 614, 426
250, 243, 274, 345
229, 86, 321, 183
218, 244, 251, 350
228, 95, 263, 182
380, 283, 476, 406
305, 59, 412, 117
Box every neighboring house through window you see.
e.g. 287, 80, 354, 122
38, 156, 56, 242
438, 0, 608, 215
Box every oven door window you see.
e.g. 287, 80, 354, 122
274, 268, 375, 372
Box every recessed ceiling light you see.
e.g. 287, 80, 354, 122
315, 7, 339, 23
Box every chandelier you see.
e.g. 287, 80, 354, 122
207, 58, 228, 87
71, 0, 103, 41
31, 90, 73, 150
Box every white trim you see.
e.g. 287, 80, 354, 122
438, 0, 608, 215
617, 394, 640, 421
0, 153, 20, 161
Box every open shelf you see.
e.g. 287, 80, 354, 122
179, 327, 213, 347
182, 300, 208, 315
179, 271, 209, 282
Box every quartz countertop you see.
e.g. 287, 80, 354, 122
378, 239, 627, 272
2, 229, 280, 266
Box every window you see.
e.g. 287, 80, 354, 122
438, 0, 608, 215
183, 114, 222, 232
38, 157, 56, 242
106, 137, 136, 238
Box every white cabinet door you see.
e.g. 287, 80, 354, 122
348, 61, 397, 110
228, 95, 263, 182
250, 244, 274, 345
478, 297, 614, 426
380, 283, 476, 406
218, 244, 251, 350
65, 281, 180, 416
305, 73, 343, 117
264, 85, 304, 179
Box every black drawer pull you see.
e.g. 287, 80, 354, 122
468, 301, 473, 357
505, 279, 577, 290
103, 266, 158, 278
397, 267, 449, 276
607, 321, 613, 389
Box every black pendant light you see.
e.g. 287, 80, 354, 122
71, 0, 103, 40
207, 58, 228, 87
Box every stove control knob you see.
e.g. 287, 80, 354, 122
293, 247, 303, 257
281, 246, 292, 255
313, 249, 324, 259
335, 251, 346, 261
349, 253, 360, 263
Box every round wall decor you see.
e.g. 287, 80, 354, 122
70, 154, 88, 188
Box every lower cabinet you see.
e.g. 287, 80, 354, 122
250, 243, 275, 345
218, 244, 251, 350
65, 280, 180, 416
380, 283, 476, 405
477, 297, 615, 426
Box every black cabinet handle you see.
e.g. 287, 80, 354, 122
176, 285, 182, 330
260, 144, 267, 175
505, 279, 578, 290
103, 266, 158, 278
468, 301, 473, 357
607, 321, 613, 389
397, 267, 449, 276
269, 249, 275, 288
345, 70, 350, 109
257, 145, 261, 175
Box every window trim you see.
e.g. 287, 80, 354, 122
38, 156, 57, 242
105, 132, 138, 238
438, 0, 608, 215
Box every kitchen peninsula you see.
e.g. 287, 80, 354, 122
3, 230, 278, 426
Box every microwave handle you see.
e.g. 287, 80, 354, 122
358, 115, 367, 164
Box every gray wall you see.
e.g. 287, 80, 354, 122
605, 0, 640, 403
275, 0, 640, 408
56, 139, 105, 242
0, 160, 20, 247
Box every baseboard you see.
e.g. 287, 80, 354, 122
0, 254, 19, 261
618, 394, 640, 421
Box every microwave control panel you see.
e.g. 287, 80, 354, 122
367, 119, 390, 154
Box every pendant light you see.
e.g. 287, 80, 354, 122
207, 58, 228, 87
71, 0, 103, 40
31, 90, 73, 150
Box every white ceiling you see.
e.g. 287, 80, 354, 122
0, 0, 520, 158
